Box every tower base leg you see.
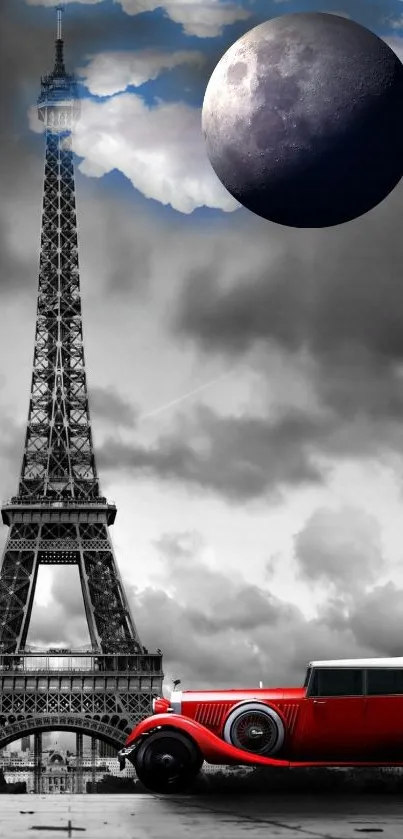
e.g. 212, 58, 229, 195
91, 736, 97, 793
76, 732, 83, 794
34, 732, 42, 794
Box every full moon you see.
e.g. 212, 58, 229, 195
202, 13, 403, 228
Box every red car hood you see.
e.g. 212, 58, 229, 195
180, 687, 305, 702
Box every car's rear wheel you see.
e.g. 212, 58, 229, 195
133, 730, 203, 794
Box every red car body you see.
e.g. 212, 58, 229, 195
118, 657, 403, 792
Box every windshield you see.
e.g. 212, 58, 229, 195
303, 666, 312, 688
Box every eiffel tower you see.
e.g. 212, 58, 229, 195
0, 8, 163, 793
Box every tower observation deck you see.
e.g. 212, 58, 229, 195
0, 8, 163, 792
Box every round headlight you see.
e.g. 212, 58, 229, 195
152, 697, 172, 714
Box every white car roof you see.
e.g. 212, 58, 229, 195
308, 657, 403, 669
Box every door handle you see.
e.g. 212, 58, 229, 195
313, 700, 327, 704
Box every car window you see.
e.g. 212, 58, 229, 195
310, 668, 363, 696
367, 669, 403, 695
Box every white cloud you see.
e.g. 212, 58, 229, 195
121, 0, 250, 38
388, 16, 403, 32
384, 36, 403, 61
26, 0, 250, 38
68, 94, 238, 213
79, 49, 205, 96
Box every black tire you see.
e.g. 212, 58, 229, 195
133, 730, 203, 794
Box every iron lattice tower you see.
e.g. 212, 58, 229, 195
0, 10, 162, 788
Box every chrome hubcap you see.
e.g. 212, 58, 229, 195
159, 753, 176, 768
250, 728, 264, 738
232, 711, 278, 753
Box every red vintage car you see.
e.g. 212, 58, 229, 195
118, 656, 403, 793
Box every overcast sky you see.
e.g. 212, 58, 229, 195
3, 0, 403, 746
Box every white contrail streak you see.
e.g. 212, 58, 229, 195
137, 372, 229, 422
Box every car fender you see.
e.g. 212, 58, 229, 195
125, 713, 290, 766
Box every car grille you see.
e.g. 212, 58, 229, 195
279, 703, 299, 735
194, 702, 233, 729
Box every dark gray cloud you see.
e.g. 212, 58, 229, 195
94, 389, 403, 504
0, 137, 43, 293
0, 0, 65, 294
88, 384, 138, 427
295, 506, 384, 593
349, 583, 403, 656
177, 184, 403, 366
96, 404, 332, 501
0, 414, 25, 466
166, 181, 403, 488
77, 192, 154, 297
0, 411, 25, 557
0, 413, 25, 500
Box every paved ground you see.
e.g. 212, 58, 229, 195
1, 794, 403, 838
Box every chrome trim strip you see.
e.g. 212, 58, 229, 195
170, 690, 182, 715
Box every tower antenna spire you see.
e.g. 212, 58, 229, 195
54, 5, 66, 76
57, 5, 63, 41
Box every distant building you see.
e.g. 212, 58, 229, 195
98, 742, 116, 759
21, 737, 31, 752
0, 748, 132, 793
42, 752, 72, 794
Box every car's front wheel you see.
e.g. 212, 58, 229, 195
133, 730, 203, 794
